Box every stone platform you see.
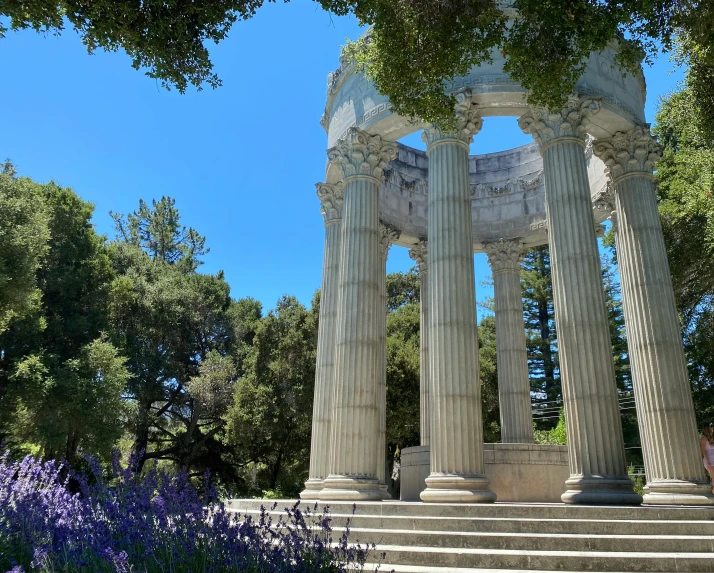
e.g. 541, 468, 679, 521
401, 444, 570, 503
227, 499, 714, 572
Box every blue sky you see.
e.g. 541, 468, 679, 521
0, 4, 684, 317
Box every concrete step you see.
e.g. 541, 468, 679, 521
227, 499, 714, 522
226, 499, 714, 571
375, 545, 714, 572
341, 527, 714, 553
364, 567, 601, 573
233, 508, 714, 536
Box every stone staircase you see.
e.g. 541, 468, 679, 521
227, 500, 714, 572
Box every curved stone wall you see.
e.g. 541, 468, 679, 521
381, 142, 611, 251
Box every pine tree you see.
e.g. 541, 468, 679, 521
601, 241, 641, 466
521, 246, 559, 426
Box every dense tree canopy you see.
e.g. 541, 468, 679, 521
226, 294, 318, 494
3, 2, 714, 133
0, 162, 49, 334
0, 176, 127, 462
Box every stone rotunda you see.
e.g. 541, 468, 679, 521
301, 21, 714, 507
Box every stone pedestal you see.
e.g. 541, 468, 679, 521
409, 241, 430, 446
319, 127, 397, 501
595, 127, 714, 506
301, 183, 344, 499
520, 96, 640, 505
420, 92, 496, 503
484, 239, 533, 444
401, 444, 569, 503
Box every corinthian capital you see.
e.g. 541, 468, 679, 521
593, 125, 661, 182
484, 239, 524, 273
379, 223, 401, 259
327, 127, 398, 181
518, 95, 601, 149
316, 182, 344, 225
422, 89, 483, 147
408, 240, 428, 274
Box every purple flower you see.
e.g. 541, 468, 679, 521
0, 449, 382, 573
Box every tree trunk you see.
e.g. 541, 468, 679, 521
65, 427, 79, 462
270, 448, 284, 490
131, 404, 151, 473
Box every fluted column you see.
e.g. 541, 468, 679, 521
519, 96, 640, 504
319, 127, 398, 501
420, 90, 496, 503
409, 240, 430, 446
595, 127, 714, 505
301, 183, 344, 499
377, 223, 399, 495
484, 239, 533, 444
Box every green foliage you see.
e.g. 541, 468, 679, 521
0, 161, 49, 334
628, 465, 646, 496
0, 179, 124, 462
477, 314, 501, 443
533, 409, 567, 445
112, 196, 208, 268
338, 0, 506, 128
107, 232, 236, 477
503, 0, 624, 113
11, 338, 130, 461
655, 87, 714, 256
386, 267, 420, 311
385, 302, 420, 451
226, 296, 318, 496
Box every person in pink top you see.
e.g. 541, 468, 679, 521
700, 422, 714, 494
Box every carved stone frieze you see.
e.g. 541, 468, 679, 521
484, 239, 524, 273
316, 182, 344, 225
379, 223, 401, 259
383, 168, 425, 194
471, 171, 543, 198
408, 240, 428, 273
518, 95, 601, 149
529, 219, 548, 232
328, 127, 398, 181
592, 182, 616, 213
422, 89, 483, 146
593, 125, 661, 181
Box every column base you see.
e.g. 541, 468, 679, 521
562, 476, 642, 505
420, 474, 497, 503
318, 475, 385, 501
299, 478, 324, 500
643, 480, 714, 506
379, 483, 392, 499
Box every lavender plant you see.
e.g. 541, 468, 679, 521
0, 451, 381, 573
